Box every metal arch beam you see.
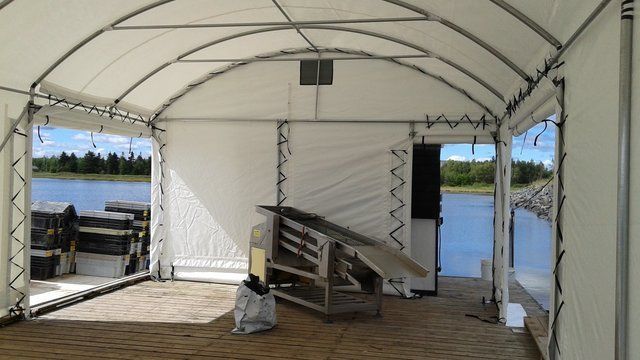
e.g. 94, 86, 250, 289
381, 0, 529, 80
116, 25, 506, 105
489, 0, 562, 48
301, 25, 505, 101
31, 0, 174, 89
147, 47, 498, 122
0, 0, 14, 12
272, 0, 317, 50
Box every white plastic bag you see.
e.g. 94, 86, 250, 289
231, 275, 277, 334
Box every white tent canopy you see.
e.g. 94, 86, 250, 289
0, 1, 638, 359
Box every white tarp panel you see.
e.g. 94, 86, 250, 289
0, 101, 31, 320
0, 0, 559, 116
159, 121, 275, 283
162, 59, 489, 120
549, 4, 620, 359
32, 105, 152, 138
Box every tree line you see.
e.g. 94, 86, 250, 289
441, 159, 552, 186
33, 151, 151, 176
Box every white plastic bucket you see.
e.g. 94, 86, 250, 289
481, 259, 492, 281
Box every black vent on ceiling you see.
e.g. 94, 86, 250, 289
300, 60, 333, 85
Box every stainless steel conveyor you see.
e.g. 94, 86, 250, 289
249, 205, 428, 320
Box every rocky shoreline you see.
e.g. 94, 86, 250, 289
510, 182, 553, 221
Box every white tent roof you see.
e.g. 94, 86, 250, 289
0, 0, 598, 122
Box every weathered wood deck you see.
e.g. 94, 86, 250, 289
0, 276, 545, 359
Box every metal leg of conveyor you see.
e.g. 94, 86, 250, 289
374, 276, 383, 318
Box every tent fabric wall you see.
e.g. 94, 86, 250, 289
549, 4, 622, 359
159, 120, 276, 283
161, 59, 489, 121
158, 120, 418, 283
0, 101, 31, 320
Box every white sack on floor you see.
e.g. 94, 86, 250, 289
231, 275, 277, 335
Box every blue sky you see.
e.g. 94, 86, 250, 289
441, 121, 555, 167
34, 122, 556, 165
33, 127, 152, 158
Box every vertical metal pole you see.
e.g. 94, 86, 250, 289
509, 209, 515, 269
5, 110, 15, 313
314, 53, 321, 121
549, 79, 565, 360
616, 1, 634, 359
23, 90, 35, 318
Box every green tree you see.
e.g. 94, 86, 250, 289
106, 152, 119, 174
67, 153, 78, 172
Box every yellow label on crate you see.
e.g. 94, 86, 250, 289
47, 229, 55, 235
253, 229, 261, 238
45, 250, 53, 257
70, 246, 76, 251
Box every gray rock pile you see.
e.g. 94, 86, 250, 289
510, 182, 553, 221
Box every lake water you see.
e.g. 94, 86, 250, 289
32, 178, 151, 210
440, 193, 551, 309
31, 179, 551, 308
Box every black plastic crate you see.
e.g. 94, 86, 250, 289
31, 214, 63, 230
79, 218, 132, 230
30, 253, 59, 280
31, 228, 62, 249
77, 243, 130, 255
126, 255, 138, 275
31, 265, 56, 280
106, 207, 149, 221
32, 201, 78, 230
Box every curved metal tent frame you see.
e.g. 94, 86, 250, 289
25, 0, 561, 110
148, 47, 499, 121
114, 25, 507, 109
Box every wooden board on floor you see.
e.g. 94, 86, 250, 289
524, 315, 550, 360
0, 277, 545, 360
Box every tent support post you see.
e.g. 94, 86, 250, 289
616, 1, 634, 359
548, 79, 566, 360
492, 121, 512, 321
22, 90, 35, 319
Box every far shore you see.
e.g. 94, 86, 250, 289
33, 172, 151, 183
442, 179, 551, 195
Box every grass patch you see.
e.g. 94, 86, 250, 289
33, 172, 150, 182
442, 178, 552, 194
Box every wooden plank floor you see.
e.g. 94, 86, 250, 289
0, 277, 546, 360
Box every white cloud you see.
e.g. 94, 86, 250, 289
72, 133, 90, 141
474, 157, 492, 162
543, 159, 554, 169
447, 155, 466, 161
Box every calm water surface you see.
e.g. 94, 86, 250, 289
32, 178, 151, 210
31, 179, 551, 308
440, 193, 551, 309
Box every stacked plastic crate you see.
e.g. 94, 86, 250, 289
105, 200, 151, 273
30, 201, 78, 280
76, 210, 134, 278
